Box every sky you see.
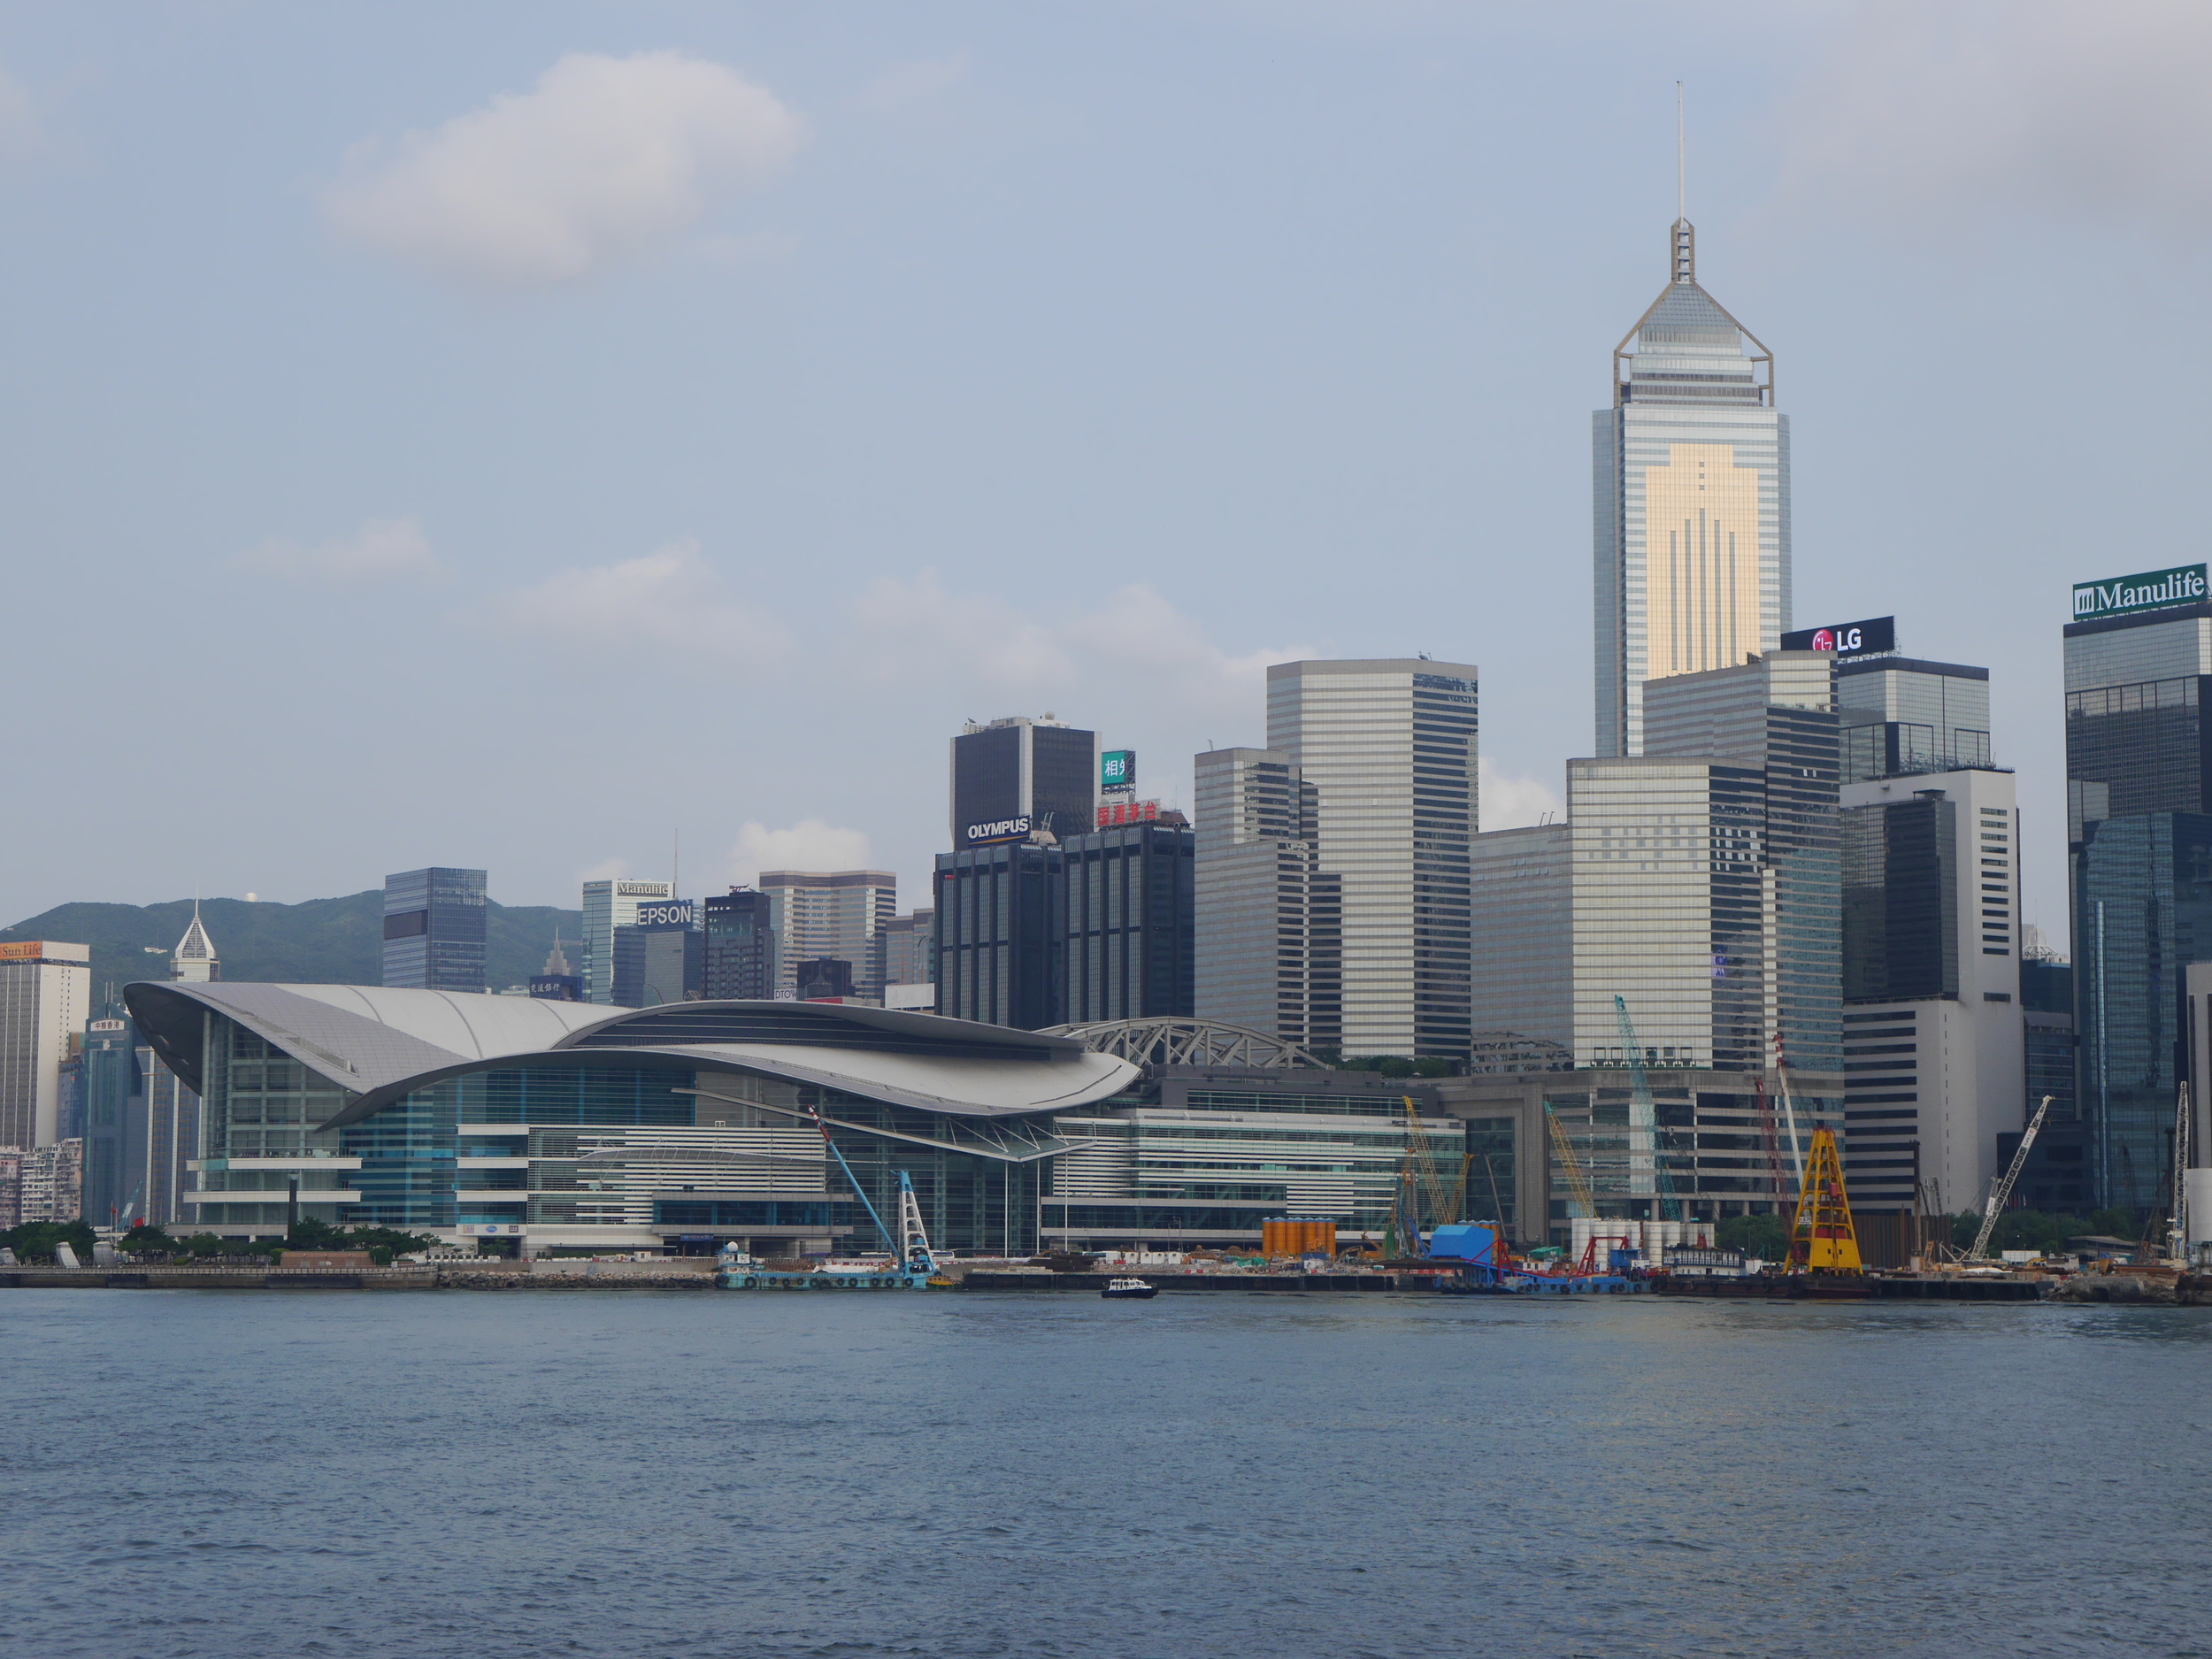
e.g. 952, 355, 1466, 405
5, 1, 2212, 954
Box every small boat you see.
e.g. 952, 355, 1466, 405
1101, 1277, 1158, 1300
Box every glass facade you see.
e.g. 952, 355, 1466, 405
1595, 220, 1787, 758
933, 842, 1065, 1029
758, 872, 896, 1000
381, 867, 488, 993
949, 718, 1099, 847
1544, 1079, 1839, 1226
2074, 813, 2212, 1211
1060, 823, 1195, 1023
702, 889, 778, 1001
1842, 795, 1957, 1002
1837, 658, 1993, 785
1192, 748, 1340, 1051
580, 879, 672, 1005
1267, 661, 1478, 1060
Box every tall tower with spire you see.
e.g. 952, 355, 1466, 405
172, 902, 219, 983
1594, 213, 1790, 756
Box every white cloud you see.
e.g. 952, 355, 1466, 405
728, 819, 874, 884
1479, 757, 1563, 832
234, 517, 442, 585
853, 54, 969, 117
480, 537, 795, 672
1782, 1, 2212, 235
575, 856, 628, 884
323, 50, 802, 291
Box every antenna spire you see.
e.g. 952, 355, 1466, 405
1677, 81, 1686, 222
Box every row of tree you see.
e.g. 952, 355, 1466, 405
1, 1217, 440, 1265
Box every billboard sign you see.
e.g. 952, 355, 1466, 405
616, 880, 671, 899
1779, 615, 1895, 659
964, 816, 1033, 847
633, 901, 693, 928
0, 941, 46, 962
1102, 749, 1135, 791
2071, 564, 2208, 622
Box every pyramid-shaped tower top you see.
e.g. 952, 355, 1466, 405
173, 902, 219, 983
1612, 219, 1773, 410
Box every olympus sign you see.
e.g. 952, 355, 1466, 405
965, 816, 1032, 845
2073, 564, 2208, 622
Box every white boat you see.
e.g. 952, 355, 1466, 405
1100, 1277, 1158, 1300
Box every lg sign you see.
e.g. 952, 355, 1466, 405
1780, 615, 1895, 659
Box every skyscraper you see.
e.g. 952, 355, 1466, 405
1266, 660, 1479, 1060
1192, 747, 1340, 1050
1059, 818, 1196, 1025
933, 841, 1064, 1028
703, 889, 778, 1001
757, 871, 895, 1000
382, 868, 488, 992
0, 941, 89, 1148
1595, 218, 1789, 757
581, 879, 673, 1004
173, 903, 219, 982
949, 715, 1098, 852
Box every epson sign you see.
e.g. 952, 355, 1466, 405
2072, 564, 2208, 622
965, 816, 1032, 846
634, 901, 693, 927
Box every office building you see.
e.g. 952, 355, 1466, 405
1640, 649, 1842, 1074
1193, 747, 1339, 1052
877, 910, 934, 1010
1836, 652, 1992, 785
792, 958, 856, 1001
81, 1007, 138, 1228
124, 982, 1134, 1256
383, 868, 488, 992
2002, 948, 2086, 1213
2062, 564, 2212, 1210
1056, 818, 1196, 1025
2075, 812, 2212, 1211
530, 936, 582, 1002
703, 889, 778, 1002
1838, 767, 2023, 1216
0, 941, 89, 1148
1266, 659, 1479, 1060
758, 871, 895, 1000
933, 841, 1065, 1029
1595, 215, 1789, 757
612, 900, 702, 1007
581, 879, 673, 1004
1466, 823, 1571, 1056
172, 902, 219, 982
949, 715, 1099, 852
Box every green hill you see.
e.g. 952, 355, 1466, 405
0, 893, 584, 1002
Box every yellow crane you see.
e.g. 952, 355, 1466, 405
1787, 1127, 1862, 1273
1402, 1096, 1460, 1230
1545, 1100, 1596, 1220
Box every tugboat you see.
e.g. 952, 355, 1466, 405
1101, 1277, 1158, 1300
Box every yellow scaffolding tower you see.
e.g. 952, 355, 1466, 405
1788, 1128, 1862, 1273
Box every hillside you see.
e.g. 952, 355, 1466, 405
0, 892, 584, 1002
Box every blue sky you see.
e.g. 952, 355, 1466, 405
5, 2, 2210, 952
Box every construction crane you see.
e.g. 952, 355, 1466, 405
1615, 995, 1686, 1222
1787, 1126, 1862, 1273
894, 1171, 939, 1276
1401, 1096, 1459, 1230
1545, 1100, 1596, 1220
1383, 1164, 1425, 1258
2170, 1082, 2192, 1266
1967, 1094, 2054, 1263
1771, 1031, 1806, 1187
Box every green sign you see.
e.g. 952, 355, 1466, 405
1101, 749, 1134, 790
2073, 564, 2208, 621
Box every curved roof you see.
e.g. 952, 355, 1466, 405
123, 982, 1135, 1130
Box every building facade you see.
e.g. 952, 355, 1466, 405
757, 872, 895, 1000
612, 902, 703, 1007
382, 868, 488, 992
878, 910, 934, 1007
173, 904, 219, 983
949, 715, 1098, 852
581, 879, 673, 1004
1266, 659, 1479, 1060
0, 941, 90, 1148
933, 841, 1065, 1029
1192, 747, 1340, 1054
1059, 820, 1196, 1025
703, 889, 778, 1002
1837, 656, 1992, 785
1594, 218, 1789, 757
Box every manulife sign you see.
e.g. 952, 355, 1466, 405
2072, 564, 2208, 621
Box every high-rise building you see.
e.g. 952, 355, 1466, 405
878, 910, 934, 1001
0, 941, 89, 1148
81, 1007, 138, 1228
382, 868, 488, 992
1642, 649, 1842, 1074
703, 889, 778, 1002
1595, 217, 1788, 757
1059, 818, 1196, 1024
1465, 823, 1571, 1056
14, 1138, 81, 1223
1265, 660, 1479, 1060
581, 879, 673, 1004
949, 715, 1098, 853
758, 872, 895, 1000
2063, 565, 2212, 841
529, 935, 582, 1002
172, 902, 219, 982
1838, 767, 2023, 1217
1836, 652, 1992, 785
612, 899, 702, 1007
1192, 748, 1340, 1051
792, 958, 857, 1001
933, 841, 1064, 1029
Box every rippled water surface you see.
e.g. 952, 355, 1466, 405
4, 1289, 2208, 1658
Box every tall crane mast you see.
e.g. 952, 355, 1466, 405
1968, 1094, 2055, 1263
2170, 1082, 2191, 1266
1545, 1101, 1596, 1221
1771, 1030, 1806, 1187
1401, 1096, 1459, 1230
1615, 995, 1685, 1222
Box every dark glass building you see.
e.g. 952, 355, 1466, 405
2074, 812, 2212, 1211
793, 958, 856, 1000
1841, 792, 1958, 1002
1059, 820, 1196, 1024
612, 909, 703, 1007
933, 841, 1066, 1029
950, 717, 1097, 851
703, 888, 778, 1001
80, 1007, 139, 1229
382, 867, 488, 992
2022, 957, 2077, 1125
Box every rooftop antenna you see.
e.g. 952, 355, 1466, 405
1677, 81, 1686, 222
672, 829, 680, 902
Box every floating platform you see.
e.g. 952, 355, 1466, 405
716, 1269, 929, 1291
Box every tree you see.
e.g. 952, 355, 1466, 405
116, 1224, 175, 1256
2, 1218, 98, 1263
1717, 1213, 1790, 1261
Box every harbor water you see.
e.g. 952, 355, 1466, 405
4, 1291, 2206, 1658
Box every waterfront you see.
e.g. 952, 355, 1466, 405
4, 1294, 2206, 1658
